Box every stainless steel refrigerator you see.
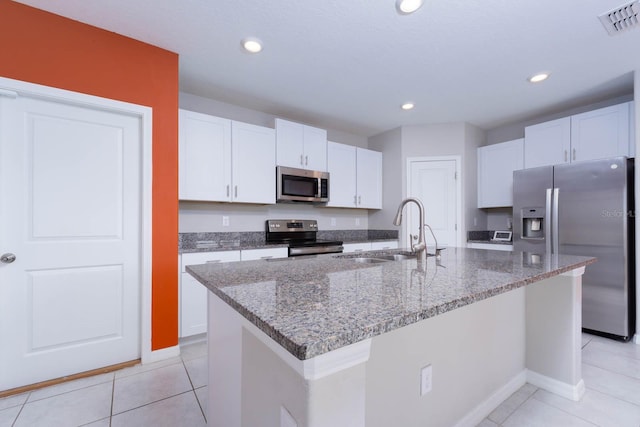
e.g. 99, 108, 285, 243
513, 156, 635, 341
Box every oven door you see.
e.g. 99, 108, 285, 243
276, 166, 329, 203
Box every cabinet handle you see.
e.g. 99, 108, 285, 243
260, 256, 273, 260
354, 249, 363, 252
300, 154, 304, 165
234, 185, 238, 198
358, 195, 361, 205
206, 260, 221, 264
564, 150, 568, 162
305, 155, 308, 166
226, 185, 230, 197
572, 148, 576, 161
354, 195, 357, 205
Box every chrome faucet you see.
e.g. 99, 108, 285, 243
393, 197, 427, 255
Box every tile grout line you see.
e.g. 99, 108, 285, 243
497, 386, 538, 426
10, 395, 27, 427
110, 374, 115, 427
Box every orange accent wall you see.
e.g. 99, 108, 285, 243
0, 0, 179, 351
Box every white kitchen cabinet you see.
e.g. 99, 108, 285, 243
467, 242, 513, 252
524, 117, 570, 168
326, 142, 382, 209
179, 109, 276, 204
179, 110, 231, 201
231, 121, 276, 204
477, 139, 524, 208
180, 251, 240, 337
275, 118, 327, 171
240, 247, 288, 261
570, 102, 630, 163
342, 242, 373, 253
356, 147, 383, 209
370, 240, 399, 250
524, 102, 633, 169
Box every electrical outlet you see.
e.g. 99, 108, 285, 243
420, 364, 432, 396
222, 216, 230, 227
355, 218, 360, 226
331, 217, 337, 227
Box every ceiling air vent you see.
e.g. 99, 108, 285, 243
598, 0, 640, 35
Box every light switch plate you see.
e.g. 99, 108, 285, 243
421, 364, 432, 396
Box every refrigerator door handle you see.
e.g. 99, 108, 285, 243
552, 188, 560, 254
545, 188, 552, 254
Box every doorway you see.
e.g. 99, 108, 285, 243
0, 78, 152, 391
406, 157, 462, 249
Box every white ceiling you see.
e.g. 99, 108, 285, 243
15, 0, 640, 136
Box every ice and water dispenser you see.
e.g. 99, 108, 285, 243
521, 207, 545, 239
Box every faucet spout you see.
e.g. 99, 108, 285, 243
393, 197, 426, 255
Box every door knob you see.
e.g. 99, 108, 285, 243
1, 253, 16, 264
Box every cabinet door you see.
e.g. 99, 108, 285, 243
524, 117, 570, 168
240, 247, 288, 261
303, 125, 328, 171
231, 121, 276, 204
356, 148, 382, 209
370, 240, 398, 250
180, 251, 240, 337
571, 103, 630, 162
477, 139, 524, 208
275, 118, 304, 168
326, 142, 357, 207
179, 110, 232, 201
342, 243, 371, 253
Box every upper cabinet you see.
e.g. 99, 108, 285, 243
477, 138, 524, 208
179, 109, 276, 203
327, 142, 382, 209
275, 118, 328, 171
524, 117, 570, 168
524, 102, 632, 168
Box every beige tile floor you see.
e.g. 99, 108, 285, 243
1, 334, 639, 426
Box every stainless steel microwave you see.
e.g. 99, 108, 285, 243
276, 166, 329, 203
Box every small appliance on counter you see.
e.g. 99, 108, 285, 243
265, 219, 343, 256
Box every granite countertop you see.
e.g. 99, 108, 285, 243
186, 248, 595, 361
467, 239, 514, 246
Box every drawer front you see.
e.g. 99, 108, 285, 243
181, 250, 241, 272
241, 247, 288, 261
342, 243, 372, 253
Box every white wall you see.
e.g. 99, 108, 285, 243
369, 123, 487, 245
179, 93, 372, 232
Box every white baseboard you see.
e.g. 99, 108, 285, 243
633, 333, 640, 345
526, 370, 585, 402
454, 370, 527, 427
142, 344, 180, 364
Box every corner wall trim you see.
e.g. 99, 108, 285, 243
526, 369, 585, 402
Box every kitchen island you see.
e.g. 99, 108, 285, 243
187, 248, 595, 427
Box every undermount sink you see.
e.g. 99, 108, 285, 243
373, 254, 416, 261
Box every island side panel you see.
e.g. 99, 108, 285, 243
364, 286, 527, 427
525, 267, 585, 400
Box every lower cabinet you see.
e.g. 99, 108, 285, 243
179, 247, 288, 338
343, 240, 399, 253
180, 251, 240, 338
467, 242, 513, 252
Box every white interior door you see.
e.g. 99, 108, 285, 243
407, 159, 459, 250
0, 93, 141, 390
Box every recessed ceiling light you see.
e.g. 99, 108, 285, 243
241, 37, 263, 54
528, 72, 550, 83
396, 0, 424, 14
401, 102, 415, 110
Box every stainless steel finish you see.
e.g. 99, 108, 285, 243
545, 188, 552, 255
300, 154, 304, 165
358, 195, 361, 205
393, 197, 427, 260
266, 219, 318, 232
276, 165, 330, 203
513, 156, 635, 339
513, 166, 553, 254
354, 195, 357, 205
288, 244, 343, 256
552, 187, 559, 255
305, 155, 308, 166
234, 185, 237, 198
1, 253, 16, 264
353, 257, 389, 264
226, 185, 230, 197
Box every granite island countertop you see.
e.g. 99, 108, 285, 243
186, 248, 595, 361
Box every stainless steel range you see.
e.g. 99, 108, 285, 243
265, 219, 343, 256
